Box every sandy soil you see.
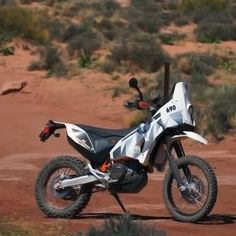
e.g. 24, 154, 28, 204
0, 41, 236, 235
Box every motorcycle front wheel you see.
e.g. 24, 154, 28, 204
35, 156, 92, 218
163, 156, 217, 222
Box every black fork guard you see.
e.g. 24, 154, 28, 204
172, 140, 193, 182
165, 144, 184, 188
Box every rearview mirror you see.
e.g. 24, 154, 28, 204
129, 77, 138, 89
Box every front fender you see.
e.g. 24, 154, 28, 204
171, 131, 208, 145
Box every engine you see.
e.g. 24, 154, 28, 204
109, 160, 148, 193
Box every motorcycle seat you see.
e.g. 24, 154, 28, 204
77, 124, 137, 138
70, 124, 137, 165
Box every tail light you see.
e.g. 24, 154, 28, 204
39, 120, 54, 142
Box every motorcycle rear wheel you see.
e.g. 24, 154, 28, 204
163, 156, 217, 222
35, 156, 92, 218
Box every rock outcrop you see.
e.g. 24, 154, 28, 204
0, 81, 27, 95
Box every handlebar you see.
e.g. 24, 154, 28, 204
123, 100, 150, 110
125, 77, 161, 113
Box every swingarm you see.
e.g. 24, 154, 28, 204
56, 164, 111, 189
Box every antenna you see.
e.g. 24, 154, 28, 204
163, 62, 170, 103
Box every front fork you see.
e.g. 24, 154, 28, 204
173, 140, 193, 181
165, 140, 192, 192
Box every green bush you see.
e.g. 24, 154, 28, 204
28, 46, 68, 77
67, 30, 101, 57
196, 23, 236, 43
60, 24, 86, 42
0, 29, 13, 44
135, 16, 160, 33
0, 45, 15, 56
176, 53, 221, 77
206, 85, 236, 138
112, 86, 128, 98
101, 62, 116, 74
122, 1, 179, 34
178, 0, 230, 11
159, 32, 186, 45
61, 0, 119, 18
0, 6, 50, 43
0, 0, 19, 5
110, 35, 168, 73
174, 16, 189, 26
75, 215, 165, 236
78, 49, 92, 68
95, 18, 117, 41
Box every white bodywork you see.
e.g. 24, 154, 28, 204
109, 82, 204, 165
56, 82, 207, 166
172, 131, 208, 145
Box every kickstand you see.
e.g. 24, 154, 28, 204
111, 192, 129, 214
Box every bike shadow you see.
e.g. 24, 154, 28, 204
73, 213, 236, 225
73, 212, 171, 221
196, 214, 236, 225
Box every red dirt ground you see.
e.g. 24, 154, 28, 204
0, 41, 236, 235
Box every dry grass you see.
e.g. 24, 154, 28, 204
0, 221, 69, 236
0, 6, 51, 43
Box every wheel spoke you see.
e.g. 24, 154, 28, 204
189, 195, 204, 208
192, 189, 207, 201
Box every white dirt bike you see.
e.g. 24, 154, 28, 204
35, 77, 217, 222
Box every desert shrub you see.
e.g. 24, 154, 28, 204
159, 32, 186, 45
20, 0, 34, 3
174, 16, 189, 26
162, 1, 178, 10
0, 222, 68, 236
0, 0, 19, 5
176, 53, 221, 76
110, 35, 168, 73
0, 223, 36, 236
193, 6, 236, 42
47, 0, 68, 6
178, 0, 230, 12
229, 4, 236, 20
90, 0, 120, 18
0, 45, 15, 56
62, 0, 119, 18
196, 23, 236, 43
219, 56, 236, 73
95, 18, 117, 41
78, 49, 91, 68
191, 8, 213, 23
101, 62, 116, 74
122, 1, 179, 34
28, 46, 68, 77
0, 29, 13, 44
75, 215, 165, 236
182, 3, 233, 23
206, 85, 236, 138
0, 6, 50, 43
67, 30, 101, 57
59, 24, 86, 42
175, 53, 222, 101
135, 16, 160, 33
112, 86, 128, 98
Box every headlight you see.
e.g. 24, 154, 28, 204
188, 105, 194, 124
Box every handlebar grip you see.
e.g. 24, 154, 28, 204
137, 101, 149, 110
123, 100, 136, 109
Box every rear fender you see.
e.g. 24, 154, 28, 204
55, 122, 94, 151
